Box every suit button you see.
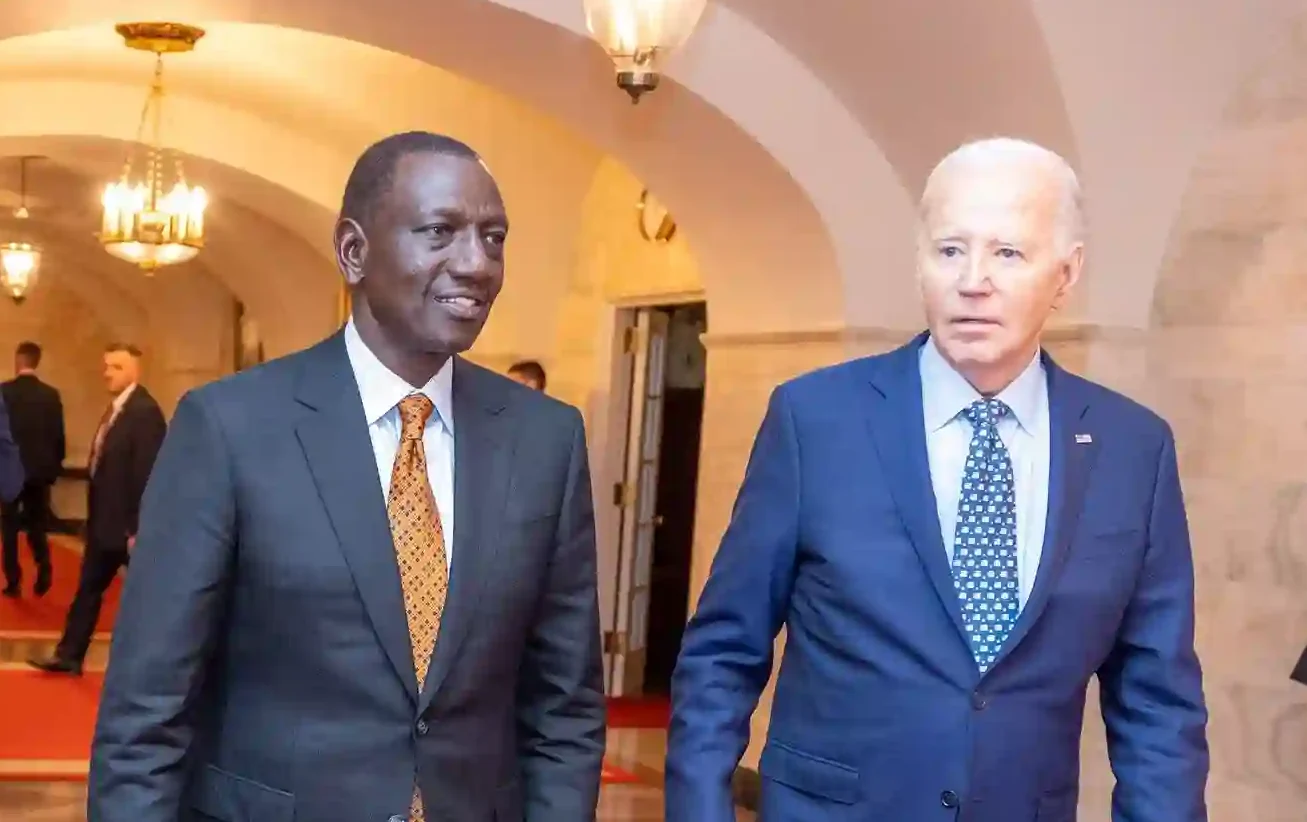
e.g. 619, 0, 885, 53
415, 719, 429, 736
971, 692, 988, 710
940, 790, 959, 808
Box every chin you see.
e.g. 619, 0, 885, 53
937, 335, 1001, 366
418, 325, 483, 356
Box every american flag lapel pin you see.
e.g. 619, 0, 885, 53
1074, 433, 1093, 444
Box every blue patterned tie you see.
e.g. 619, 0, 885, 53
951, 398, 1020, 673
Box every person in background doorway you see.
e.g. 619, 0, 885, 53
28, 343, 166, 675
1, 341, 65, 598
667, 137, 1208, 822
508, 359, 547, 391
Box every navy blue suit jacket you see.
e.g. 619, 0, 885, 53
667, 335, 1208, 822
0, 394, 26, 503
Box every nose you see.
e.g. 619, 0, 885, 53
447, 230, 493, 281
955, 253, 992, 296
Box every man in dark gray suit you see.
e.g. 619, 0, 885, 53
88, 131, 606, 822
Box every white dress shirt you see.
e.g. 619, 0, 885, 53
920, 339, 1050, 608
89, 382, 138, 473
344, 319, 455, 566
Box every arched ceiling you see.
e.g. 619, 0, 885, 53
723, 0, 1079, 189
0, 140, 338, 355
1152, 8, 1307, 327
0, 7, 852, 336
0, 0, 1299, 337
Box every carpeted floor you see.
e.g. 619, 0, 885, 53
0, 537, 117, 638
607, 695, 670, 729
0, 670, 100, 780
0, 670, 667, 783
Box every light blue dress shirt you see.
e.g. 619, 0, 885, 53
920, 339, 1051, 608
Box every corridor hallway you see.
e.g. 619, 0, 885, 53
0, 4, 1305, 819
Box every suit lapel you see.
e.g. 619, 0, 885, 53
988, 358, 1098, 672
865, 335, 970, 646
418, 358, 516, 711
294, 334, 419, 700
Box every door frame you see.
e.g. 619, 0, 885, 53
598, 292, 704, 694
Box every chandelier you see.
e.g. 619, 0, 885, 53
583, 0, 709, 102
99, 22, 208, 274
0, 157, 41, 305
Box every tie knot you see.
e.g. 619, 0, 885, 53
398, 394, 434, 441
962, 397, 1010, 431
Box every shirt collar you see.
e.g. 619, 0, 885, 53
919, 337, 1046, 435
344, 318, 454, 434
112, 383, 137, 412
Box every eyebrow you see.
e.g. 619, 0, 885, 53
419, 206, 507, 224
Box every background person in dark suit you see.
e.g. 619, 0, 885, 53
1, 340, 66, 598
29, 343, 166, 675
88, 132, 605, 822
667, 138, 1208, 822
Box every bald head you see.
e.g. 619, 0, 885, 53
915, 137, 1086, 396
921, 137, 1084, 255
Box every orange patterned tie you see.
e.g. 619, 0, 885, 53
388, 394, 449, 821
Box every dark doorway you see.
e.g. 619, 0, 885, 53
640, 302, 706, 695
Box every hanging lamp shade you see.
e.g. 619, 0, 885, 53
582, 0, 708, 102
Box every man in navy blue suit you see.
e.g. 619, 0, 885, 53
667, 137, 1208, 821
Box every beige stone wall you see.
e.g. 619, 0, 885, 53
548, 158, 703, 419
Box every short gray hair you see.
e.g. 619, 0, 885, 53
920, 137, 1085, 253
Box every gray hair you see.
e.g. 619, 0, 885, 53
920, 137, 1085, 254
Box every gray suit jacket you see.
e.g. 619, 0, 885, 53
88, 333, 606, 822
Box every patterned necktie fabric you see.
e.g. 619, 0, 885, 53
387, 393, 448, 821
950, 397, 1020, 674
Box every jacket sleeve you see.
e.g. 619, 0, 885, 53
516, 408, 607, 821
665, 385, 801, 822
88, 390, 235, 822
1097, 427, 1209, 822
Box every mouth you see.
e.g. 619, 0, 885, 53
432, 294, 488, 321
950, 317, 999, 336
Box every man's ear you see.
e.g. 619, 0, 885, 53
1050, 242, 1084, 310
334, 218, 367, 287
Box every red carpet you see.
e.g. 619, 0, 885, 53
0, 536, 118, 638
600, 762, 640, 784
607, 695, 670, 729
0, 669, 101, 780
0, 672, 663, 783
